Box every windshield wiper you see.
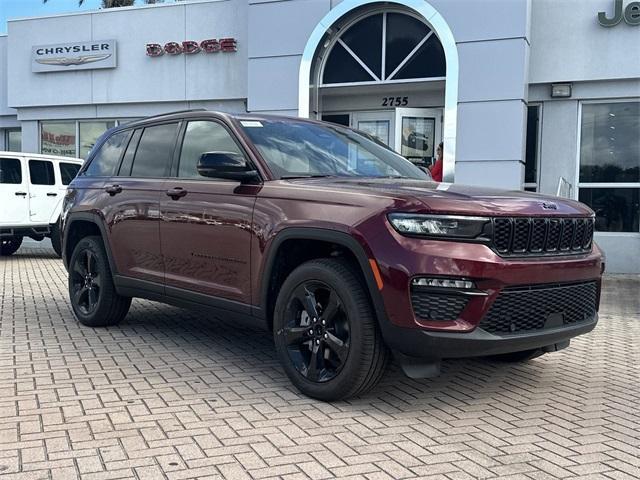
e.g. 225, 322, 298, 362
280, 174, 337, 179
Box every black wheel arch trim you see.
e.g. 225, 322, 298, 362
62, 212, 117, 275
257, 227, 390, 329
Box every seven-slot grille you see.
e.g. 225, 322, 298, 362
479, 281, 598, 334
491, 217, 594, 256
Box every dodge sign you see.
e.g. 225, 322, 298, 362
32, 40, 117, 73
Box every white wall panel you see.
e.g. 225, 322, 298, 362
248, 0, 330, 58
456, 100, 527, 162
248, 55, 301, 111
458, 39, 529, 103
530, 0, 640, 83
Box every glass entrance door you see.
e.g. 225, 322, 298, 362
394, 108, 442, 167
351, 111, 395, 147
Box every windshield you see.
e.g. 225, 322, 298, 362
238, 118, 430, 180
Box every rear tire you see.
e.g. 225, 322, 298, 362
68, 235, 131, 327
273, 258, 388, 401
487, 349, 545, 363
50, 221, 62, 257
1, 237, 23, 256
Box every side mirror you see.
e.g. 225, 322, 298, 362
197, 151, 260, 183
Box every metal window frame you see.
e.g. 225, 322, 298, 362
575, 98, 640, 234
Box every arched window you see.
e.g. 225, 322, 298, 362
321, 11, 446, 85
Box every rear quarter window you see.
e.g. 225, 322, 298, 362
84, 130, 131, 177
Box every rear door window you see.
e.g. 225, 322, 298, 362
131, 123, 180, 178
59, 162, 81, 185
84, 130, 131, 177
28, 160, 55, 185
0, 158, 22, 184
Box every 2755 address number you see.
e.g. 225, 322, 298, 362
382, 96, 409, 107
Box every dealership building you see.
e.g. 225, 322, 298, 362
0, 0, 638, 271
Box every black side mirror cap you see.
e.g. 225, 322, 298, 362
197, 151, 261, 184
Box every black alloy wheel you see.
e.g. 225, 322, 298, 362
283, 281, 350, 382
68, 236, 131, 327
273, 258, 389, 401
70, 248, 102, 315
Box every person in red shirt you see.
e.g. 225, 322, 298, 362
429, 142, 443, 181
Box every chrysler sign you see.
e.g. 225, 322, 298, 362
32, 40, 117, 73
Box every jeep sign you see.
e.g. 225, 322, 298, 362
32, 40, 117, 73
598, 0, 640, 26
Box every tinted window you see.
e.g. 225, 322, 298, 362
178, 121, 242, 178
240, 119, 427, 180
385, 13, 431, 76
579, 188, 639, 233
0, 158, 22, 184
580, 102, 639, 183
29, 160, 55, 185
131, 123, 180, 178
525, 106, 540, 185
79, 121, 116, 159
60, 162, 81, 185
84, 130, 131, 177
322, 114, 350, 127
340, 13, 383, 78
117, 129, 142, 176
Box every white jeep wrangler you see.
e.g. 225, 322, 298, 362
0, 152, 83, 257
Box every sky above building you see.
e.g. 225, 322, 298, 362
0, 0, 101, 33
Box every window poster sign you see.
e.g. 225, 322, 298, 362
401, 116, 435, 162
41, 123, 77, 157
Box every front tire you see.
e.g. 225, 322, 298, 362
1, 237, 23, 256
273, 258, 388, 401
68, 236, 131, 327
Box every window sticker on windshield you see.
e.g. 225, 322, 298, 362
240, 121, 263, 128
436, 183, 452, 191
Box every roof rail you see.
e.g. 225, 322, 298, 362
154, 108, 208, 116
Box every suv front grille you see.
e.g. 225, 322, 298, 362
411, 290, 468, 321
491, 217, 594, 257
479, 281, 598, 334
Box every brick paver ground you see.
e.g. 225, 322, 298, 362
0, 245, 639, 480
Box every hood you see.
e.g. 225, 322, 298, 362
278, 177, 594, 217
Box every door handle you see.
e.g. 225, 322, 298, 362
15, 191, 27, 196
105, 184, 123, 196
47, 192, 58, 197
166, 187, 187, 199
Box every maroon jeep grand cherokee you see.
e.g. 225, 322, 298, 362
61, 110, 603, 400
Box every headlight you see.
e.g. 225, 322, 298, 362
388, 213, 489, 238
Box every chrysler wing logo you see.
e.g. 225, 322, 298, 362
35, 53, 112, 67
541, 202, 558, 210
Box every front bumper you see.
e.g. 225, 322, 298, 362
366, 227, 603, 332
380, 312, 598, 359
